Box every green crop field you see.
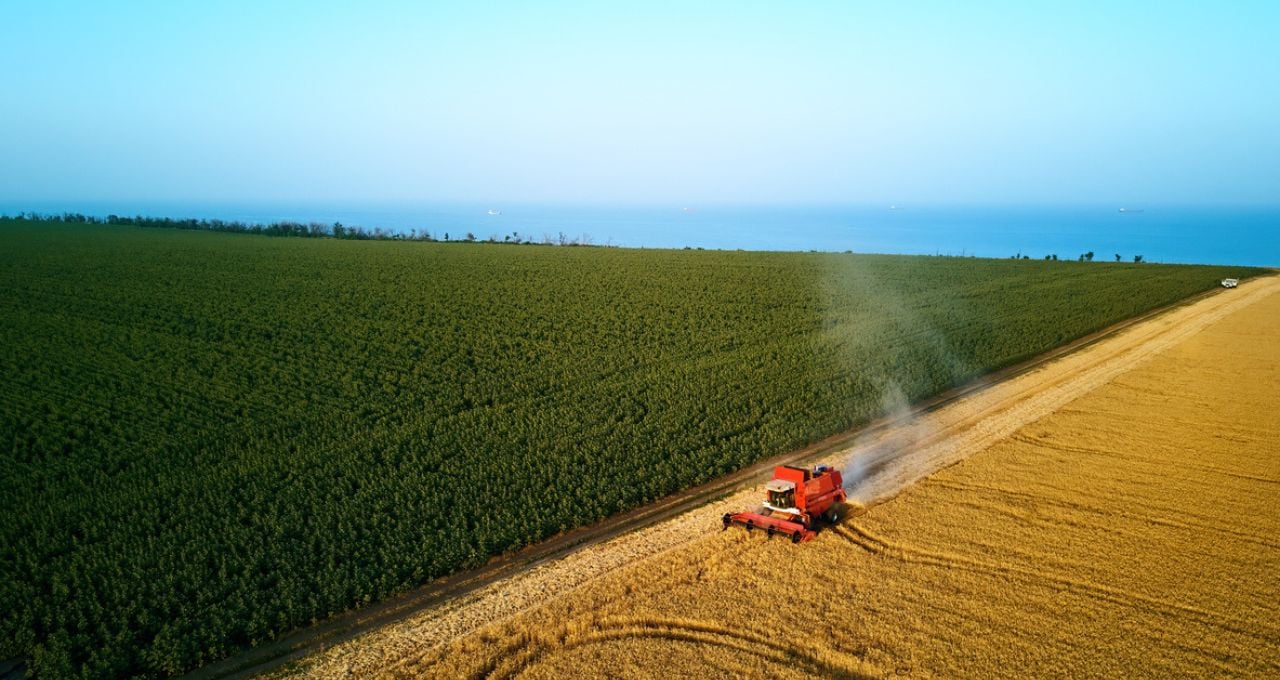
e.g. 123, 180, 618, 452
0, 218, 1260, 677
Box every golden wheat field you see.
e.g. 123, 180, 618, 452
289, 278, 1280, 679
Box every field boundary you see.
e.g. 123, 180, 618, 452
186, 278, 1265, 680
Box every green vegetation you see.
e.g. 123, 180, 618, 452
0, 218, 1260, 677
8, 211, 581, 245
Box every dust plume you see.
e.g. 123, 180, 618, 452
840, 381, 940, 505
819, 256, 974, 505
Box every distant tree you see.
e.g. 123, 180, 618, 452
1085, 251, 1094, 261
1115, 253, 1121, 262
444, 232, 450, 241
1051, 254, 1058, 261
465, 232, 476, 242
333, 222, 346, 239
1134, 254, 1143, 263
1022, 255, 1030, 260
1044, 255, 1051, 260
1079, 254, 1085, 262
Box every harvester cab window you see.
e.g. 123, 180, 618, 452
767, 485, 795, 509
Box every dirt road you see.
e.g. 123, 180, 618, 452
281, 276, 1279, 678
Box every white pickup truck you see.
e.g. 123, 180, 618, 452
1221, 278, 1239, 288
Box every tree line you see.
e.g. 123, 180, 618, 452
1012, 251, 1145, 263
3, 212, 603, 247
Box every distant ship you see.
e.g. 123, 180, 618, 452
487, 209, 502, 216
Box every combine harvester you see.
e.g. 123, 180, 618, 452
722, 464, 847, 543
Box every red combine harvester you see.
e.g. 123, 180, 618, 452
722, 464, 847, 543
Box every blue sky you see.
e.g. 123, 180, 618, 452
1, 1, 1276, 205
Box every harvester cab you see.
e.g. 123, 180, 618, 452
765, 479, 796, 512
722, 464, 847, 543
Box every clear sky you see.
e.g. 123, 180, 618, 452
1, 1, 1276, 206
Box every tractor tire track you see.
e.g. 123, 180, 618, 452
450, 616, 873, 680
928, 478, 1280, 551
830, 523, 1275, 643
1006, 433, 1280, 488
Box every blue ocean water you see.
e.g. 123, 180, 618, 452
3, 202, 1276, 267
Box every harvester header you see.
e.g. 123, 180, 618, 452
722, 464, 847, 543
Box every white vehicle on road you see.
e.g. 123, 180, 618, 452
1222, 278, 1239, 288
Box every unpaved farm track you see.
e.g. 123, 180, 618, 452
209, 277, 1278, 679
842, 274, 1280, 507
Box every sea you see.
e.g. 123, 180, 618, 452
3, 202, 1276, 268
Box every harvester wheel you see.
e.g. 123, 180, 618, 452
722, 513, 731, 530
766, 526, 775, 539
745, 520, 754, 532
825, 505, 841, 523
791, 531, 802, 544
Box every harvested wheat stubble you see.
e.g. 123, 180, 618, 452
288, 277, 1280, 679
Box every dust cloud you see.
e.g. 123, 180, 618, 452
820, 258, 971, 505
840, 382, 939, 505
